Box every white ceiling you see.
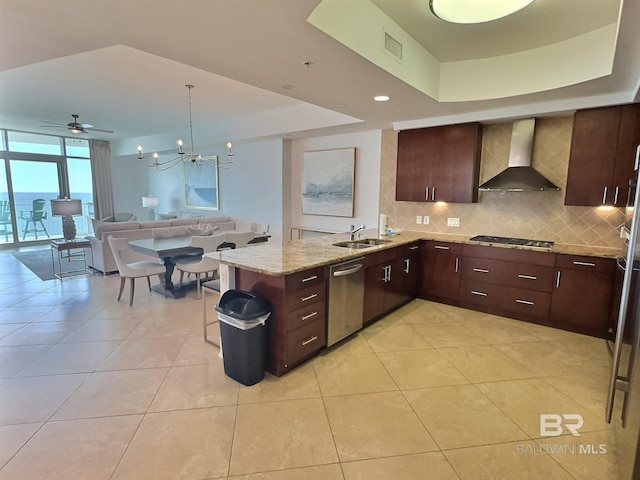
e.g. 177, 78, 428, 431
0, 0, 637, 155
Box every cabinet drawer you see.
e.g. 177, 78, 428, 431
424, 240, 463, 255
505, 264, 554, 293
462, 257, 554, 292
459, 281, 502, 308
463, 244, 555, 267
501, 286, 551, 319
285, 267, 326, 292
461, 257, 505, 284
364, 247, 397, 267
555, 254, 616, 274
285, 282, 326, 312
286, 317, 326, 366
285, 300, 326, 332
398, 242, 422, 256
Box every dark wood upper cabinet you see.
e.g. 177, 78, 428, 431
565, 104, 640, 206
396, 122, 482, 203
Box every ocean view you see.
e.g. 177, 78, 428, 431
1, 192, 94, 242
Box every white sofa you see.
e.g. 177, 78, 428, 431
87, 215, 239, 274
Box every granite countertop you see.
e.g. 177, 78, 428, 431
208, 229, 623, 276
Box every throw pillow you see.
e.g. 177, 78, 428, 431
186, 223, 220, 236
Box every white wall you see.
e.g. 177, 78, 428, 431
289, 130, 382, 238
216, 139, 284, 242
110, 154, 150, 220
110, 131, 382, 243
110, 139, 286, 243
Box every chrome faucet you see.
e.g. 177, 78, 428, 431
349, 224, 366, 241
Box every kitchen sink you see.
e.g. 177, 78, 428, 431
332, 238, 392, 249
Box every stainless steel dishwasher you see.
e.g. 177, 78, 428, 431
327, 257, 365, 346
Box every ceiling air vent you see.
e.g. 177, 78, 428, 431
383, 31, 403, 61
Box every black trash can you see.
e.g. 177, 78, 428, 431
215, 290, 271, 386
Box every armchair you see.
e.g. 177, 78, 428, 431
0, 200, 12, 242
20, 198, 49, 240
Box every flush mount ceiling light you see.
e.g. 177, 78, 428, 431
374, 95, 390, 102
136, 84, 234, 171
429, 0, 535, 24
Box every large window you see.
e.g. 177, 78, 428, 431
0, 130, 94, 246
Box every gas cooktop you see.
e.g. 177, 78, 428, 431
470, 235, 554, 249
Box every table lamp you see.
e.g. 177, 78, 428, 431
50, 198, 83, 241
142, 195, 159, 220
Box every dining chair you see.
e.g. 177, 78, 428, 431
107, 236, 167, 305
20, 198, 49, 240
0, 200, 12, 242
175, 233, 226, 299
223, 230, 255, 249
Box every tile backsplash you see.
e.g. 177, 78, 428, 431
380, 117, 625, 248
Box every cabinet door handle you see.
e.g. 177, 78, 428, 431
301, 311, 318, 321
556, 270, 561, 288
471, 290, 487, 296
602, 186, 608, 204
635, 144, 640, 171
301, 335, 318, 346
434, 245, 450, 250
455, 257, 459, 273
381, 265, 391, 282
473, 268, 490, 273
425, 187, 430, 201
409, 245, 420, 250
302, 275, 318, 283
573, 261, 596, 267
516, 299, 535, 305
614, 186, 619, 205
300, 293, 318, 302
431, 187, 436, 201
518, 274, 538, 280
404, 258, 410, 274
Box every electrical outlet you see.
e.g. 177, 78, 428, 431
416, 215, 422, 225
423, 215, 430, 225
447, 217, 460, 227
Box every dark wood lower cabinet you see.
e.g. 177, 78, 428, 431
363, 243, 420, 325
549, 255, 616, 337
422, 243, 616, 339
235, 265, 327, 377
232, 242, 618, 377
421, 241, 462, 302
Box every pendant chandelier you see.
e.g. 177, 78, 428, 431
136, 84, 234, 171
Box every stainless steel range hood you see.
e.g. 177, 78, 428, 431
478, 118, 560, 192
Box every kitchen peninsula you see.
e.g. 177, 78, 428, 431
212, 230, 621, 376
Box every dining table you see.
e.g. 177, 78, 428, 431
128, 233, 271, 299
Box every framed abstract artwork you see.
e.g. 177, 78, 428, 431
183, 160, 220, 210
302, 148, 355, 217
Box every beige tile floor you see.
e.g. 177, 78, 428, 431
0, 248, 625, 479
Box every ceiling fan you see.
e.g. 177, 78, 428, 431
41, 114, 114, 134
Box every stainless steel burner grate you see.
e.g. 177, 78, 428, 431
470, 235, 554, 249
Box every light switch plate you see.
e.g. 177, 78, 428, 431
416, 215, 422, 224
423, 216, 430, 225
447, 217, 460, 227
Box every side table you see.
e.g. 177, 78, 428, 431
50, 238, 94, 280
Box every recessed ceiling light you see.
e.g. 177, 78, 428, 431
374, 95, 390, 102
429, 0, 535, 24
282, 84, 295, 90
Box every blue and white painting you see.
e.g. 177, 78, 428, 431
183, 160, 219, 210
302, 148, 355, 217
